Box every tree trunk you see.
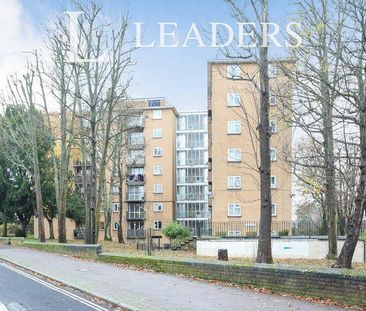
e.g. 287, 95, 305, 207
48, 218, 55, 240
2, 217, 7, 237
256, 0, 272, 264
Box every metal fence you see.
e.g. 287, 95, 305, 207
192, 220, 366, 238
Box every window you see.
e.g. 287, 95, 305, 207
228, 148, 241, 162
270, 148, 277, 161
154, 203, 164, 212
272, 203, 277, 216
153, 184, 163, 193
153, 147, 163, 157
227, 64, 241, 79
271, 176, 277, 189
228, 203, 241, 217
268, 64, 277, 78
269, 92, 276, 106
270, 120, 277, 133
154, 220, 162, 229
113, 222, 119, 231
228, 230, 241, 237
152, 128, 162, 138
227, 121, 241, 134
153, 165, 163, 175
228, 176, 241, 189
112, 203, 120, 212
227, 93, 241, 107
148, 99, 161, 107
129, 132, 144, 145
153, 110, 162, 119
112, 186, 119, 194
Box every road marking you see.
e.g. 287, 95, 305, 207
0, 303, 8, 311
0, 263, 110, 311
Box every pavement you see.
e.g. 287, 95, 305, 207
0, 245, 350, 311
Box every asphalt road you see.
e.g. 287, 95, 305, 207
0, 262, 112, 311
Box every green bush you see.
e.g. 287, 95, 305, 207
162, 222, 190, 241
15, 228, 27, 238
279, 229, 289, 236
360, 231, 366, 241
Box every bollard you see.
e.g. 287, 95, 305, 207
218, 249, 228, 261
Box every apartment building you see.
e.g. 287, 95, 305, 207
176, 112, 210, 235
208, 61, 292, 236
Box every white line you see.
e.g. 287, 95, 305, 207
0, 263, 110, 311
0, 303, 8, 311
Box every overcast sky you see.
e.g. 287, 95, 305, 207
0, 0, 294, 112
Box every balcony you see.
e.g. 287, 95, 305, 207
126, 192, 145, 201
128, 139, 145, 149
126, 156, 145, 166
126, 211, 145, 220
176, 211, 212, 219
127, 229, 145, 239
126, 173, 145, 185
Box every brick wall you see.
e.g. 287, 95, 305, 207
99, 254, 366, 307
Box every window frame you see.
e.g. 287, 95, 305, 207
227, 120, 241, 134
227, 93, 241, 107
271, 176, 277, 189
153, 147, 163, 157
270, 148, 277, 161
228, 203, 241, 217
227, 64, 241, 79
271, 203, 277, 216
153, 220, 163, 230
227, 148, 241, 162
112, 202, 120, 212
152, 109, 162, 119
227, 176, 241, 189
152, 128, 162, 138
153, 165, 163, 175
153, 202, 164, 212
153, 184, 163, 194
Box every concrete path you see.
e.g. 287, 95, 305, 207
0, 246, 349, 311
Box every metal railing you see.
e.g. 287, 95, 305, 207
127, 229, 145, 238
126, 211, 145, 220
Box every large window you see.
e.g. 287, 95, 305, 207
127, 186, 144, 200
177, 132, 207, 149
228, 203, 241, 217
177, 185, 208, 201
177, 150, 208, 166
227, 148, 241, 162
228, 176, 241, 189
129, 132, 144, 145
177, 167, 207, 184
127, 203, 144, 219
176, 202, 209, 219
177, 114, 207, 131
227, 121, 241, 134
127, 150, 144, 164
227, 93, 241, 107
227, 64, 241, 79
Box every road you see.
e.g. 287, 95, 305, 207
0, 246, 349, 311
0, 262, 113, 311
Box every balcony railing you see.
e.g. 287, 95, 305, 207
127, 229, 145, 239
126, 174, 144, 184
126, 211, 145, 220
126, 157, 145, 165
176, 176, 206, 184
177, 193, 208, 201
176, 211, 211, 219
126, 192, 145, 201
